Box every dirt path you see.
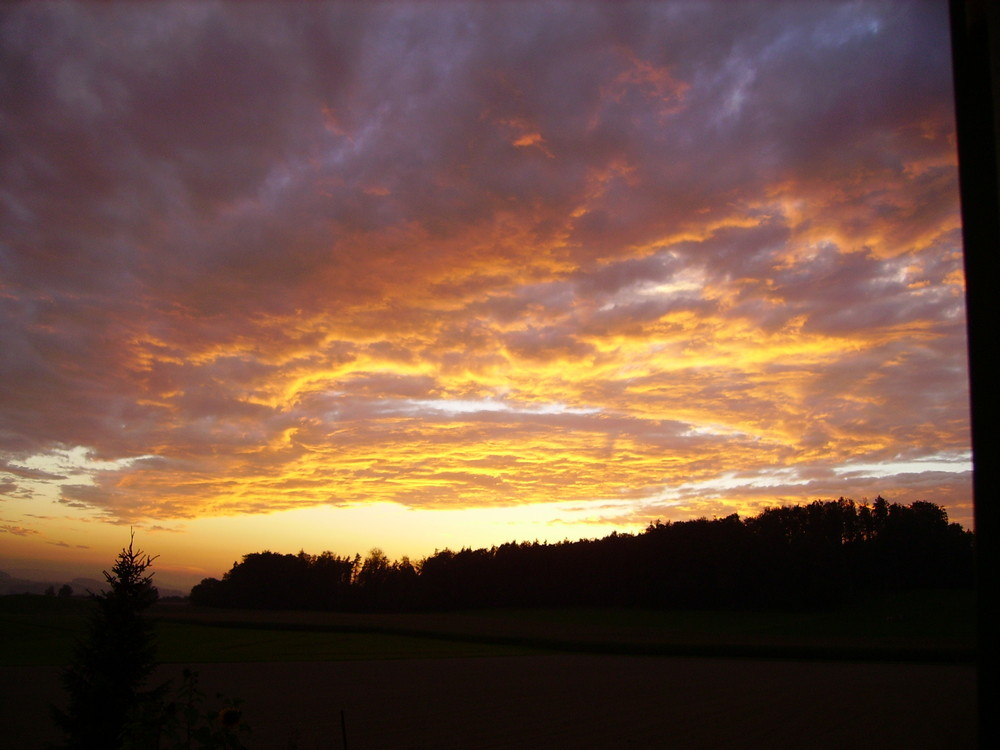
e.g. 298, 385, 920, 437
2, 655, 975, 750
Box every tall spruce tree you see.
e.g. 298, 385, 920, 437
53, 533, 160, 749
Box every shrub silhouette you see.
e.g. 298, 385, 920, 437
121, 668, 251, 750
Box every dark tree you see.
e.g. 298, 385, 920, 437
189, 576, 224, 607
186, 498, 974, 613
53, 534, 161, 750
355, 548, 392, 609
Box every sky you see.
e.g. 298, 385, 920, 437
0, 0, 972, 592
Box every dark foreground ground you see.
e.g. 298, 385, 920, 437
1, 654, 975, 750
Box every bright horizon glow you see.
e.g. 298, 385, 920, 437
1, 1, 972, 593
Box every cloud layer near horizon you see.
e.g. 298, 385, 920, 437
1, 1, 971, 533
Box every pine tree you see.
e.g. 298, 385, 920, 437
52, 533, 161, 749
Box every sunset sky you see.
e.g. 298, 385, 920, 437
1, 0, 972, 592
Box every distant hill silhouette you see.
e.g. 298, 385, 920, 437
191, 497, 975, 612
0, 572, 100, 597
0, 571, 185, 599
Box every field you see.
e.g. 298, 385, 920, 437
0, 592, 978, 749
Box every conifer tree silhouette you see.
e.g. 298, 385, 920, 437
52, 533, 160, 749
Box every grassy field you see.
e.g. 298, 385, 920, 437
0, 595, 92, 666
155, 621, 543, 663
0, 595, 541, 666
440, 589, 979, 644
0, 592, 978, 749
0, 588, 976, 667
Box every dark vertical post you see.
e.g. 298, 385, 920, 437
341, 708, 348, 750
949, 1, 1000, 747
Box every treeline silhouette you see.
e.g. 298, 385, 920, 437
190, 497, 974, 612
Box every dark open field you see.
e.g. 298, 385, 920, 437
0, 593, 977, 749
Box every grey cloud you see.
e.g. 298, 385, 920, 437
574, 251, 689, 297
501, 325, 596, 362
750, 243, 965, 337
338, 373, 439, 399
0, 458, 65, 482
1, 524, 40, 536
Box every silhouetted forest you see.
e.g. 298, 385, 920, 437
190, 498, 975, 612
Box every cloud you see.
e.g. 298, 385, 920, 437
1, 524, 40, 537
0, 1, 970, 530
